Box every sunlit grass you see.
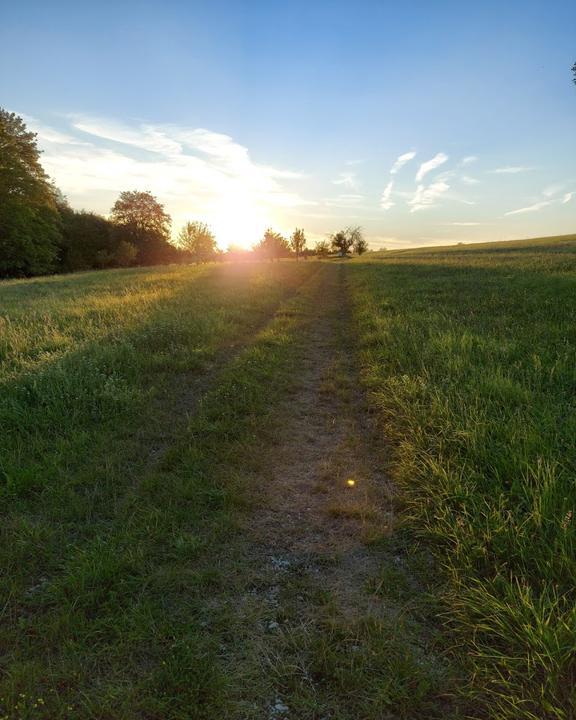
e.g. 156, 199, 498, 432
0, 260, 318, 718
349, 236, 576, 718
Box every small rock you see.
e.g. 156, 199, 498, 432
267, 620, 280, 631
270, 698, 289, 718
270, 556, 292, 571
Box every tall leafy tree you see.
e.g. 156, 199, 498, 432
58, 199, 118, 271
0, 109, 61, 277
331, 226, 363, 257
256, 228, 290, 261
178, 221, 217, 263
110, 190, 173, 266
290, 228, 306, 261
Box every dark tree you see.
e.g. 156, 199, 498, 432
290, 228, 306, 261
353, 230, 368, 255
110, 190, 173, 266
0, 109, 61, 276
572, 61, 576, 85
58, 200, 120, 271
315, 240, 330, 258
331, 226, 363, 257
256, 228, 290, 261
178, 221, 217, 263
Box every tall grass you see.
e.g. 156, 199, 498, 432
348, 239, 576, 718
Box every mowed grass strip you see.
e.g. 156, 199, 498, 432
348, 238, 576, 719
0, 261, 319, 719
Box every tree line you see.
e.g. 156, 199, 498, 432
0, 109, 367, 279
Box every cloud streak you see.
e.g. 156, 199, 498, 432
415, 153, 448, 182
332, 172, 358, 189
390, 151, 416, 175
410, 180, 450, 212
380, 181, 394, 210
489, 166, 533, 174
504, 187, 574, 216
504, 200, 552, 215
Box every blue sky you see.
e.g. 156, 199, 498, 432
1, 0, 575, 249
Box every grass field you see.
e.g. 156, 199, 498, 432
1, 238, 575, 719
349, 234, 576, 719
0, 262, 319, 718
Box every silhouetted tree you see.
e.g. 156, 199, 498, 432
256, 228, 290, 261
315, 240, 330, 257
331, 226, 363, 257
0, 109, 62, 276
110, 190, 173, 266
353, 230, 368, 255
572, 61, 576, 85
290, 228, 306, 261
58, 201, 120, 271
178, 221, 217, 263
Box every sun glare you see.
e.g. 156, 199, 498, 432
211, 199, 272, 251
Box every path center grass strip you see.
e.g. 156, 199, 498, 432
348, 241, 576, 720
0, 261, 321, 719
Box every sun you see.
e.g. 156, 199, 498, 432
210, 199, 272, 251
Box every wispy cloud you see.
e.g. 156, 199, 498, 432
390, 151, 416, 175
460, 156, 478, 166
504, 200, 552, 216
489, 166, 533, 174
409, 180, 450, 212
504, 186, 574, 216
542, 183, 565, 198
380, 180, 394, 210
332, 172, 358, 190
28, 112, 312, 248
415, 153, 448, 183
447, 221, 482, 226
461, 175, 480, 185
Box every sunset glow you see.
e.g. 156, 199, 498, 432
208, 199, 273, 251
2, 2, 575, 249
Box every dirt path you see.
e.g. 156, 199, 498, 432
245, 264, 393, 620
215, 266, 451, 719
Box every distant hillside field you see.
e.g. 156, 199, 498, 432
367, 232, 576, 265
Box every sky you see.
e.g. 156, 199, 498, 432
1, 0, 575, 250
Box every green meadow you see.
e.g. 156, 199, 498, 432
1, 236, 575, 719
349, 234, 576, 718
0, 262, 317, 718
